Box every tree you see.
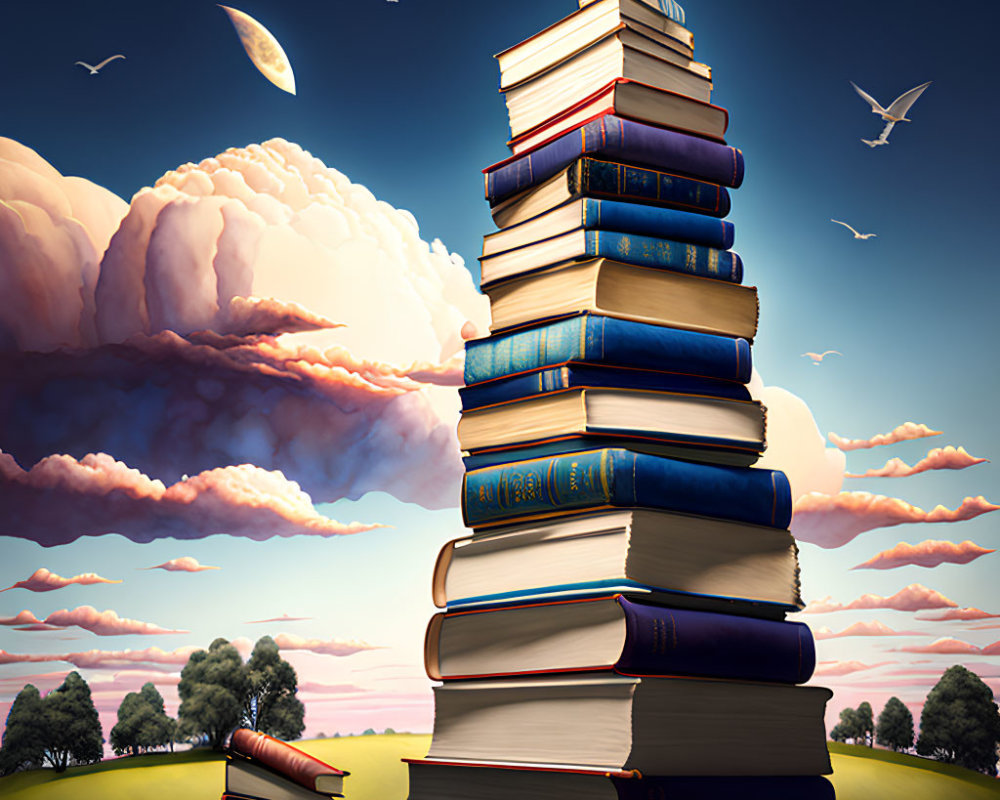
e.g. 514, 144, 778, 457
244, 636, 304, 740
0, 685, 46, 775
39, 672, 103, 771
876, 697, 914, 752
917, 665, 1000, 775
830, 706, 862, 743
110, 683, 175, 756
856, 701, 874, 747
178, 638, 248, 749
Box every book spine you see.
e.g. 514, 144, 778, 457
585, 230, 742, 283
463, 315, 752, 385
616, 598, 816, 683
581, 197, 733, 250
459, 364, 750, 411
461, 449, 793, 529
485, 115, 745, 202
572, 159, 732, 220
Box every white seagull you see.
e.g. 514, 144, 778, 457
851, 80, 931, 147
801, 350, 842, 365
831, 219, 876, 240
75, 54, 126, 75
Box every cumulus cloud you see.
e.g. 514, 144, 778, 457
272, 633, 383, 657
0, 138, 490, 523
812, 621, 926, 639
0, 451, 384, 546
0, 645, 198, 669
1, 567, 122, 592
852, 539, 995, 570
916, 607, 1000, 622
246, 614, 312, 624
2, 606, 186, 636
892, 637, 996, 655
791, 491, 999, 549
813, 660, 896, 677
144, 557, 220, 572
828, 422, 942, 451
800, 584, 958, 613
846, 446, 988, 479
748, 374, 845, 501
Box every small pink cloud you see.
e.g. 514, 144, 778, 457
828, 422, 941, 451
800, 584, 958, 614
846, 446, 988, 478
41, 606, 188, 636
272, 633, 383, 657
144, 557, 219, 572
916, 607, 1000, 622
893, 637, 990, 655
852, 539, 995, 570
297, 681, 367, 695
0, 611, 44, 626
813, 660, 896, 677
982, 641, 1000, 655
14, 624, 67, 632
1, 567, 122, 593
245, 613, 312, 624
0, 645, 199, 669
792, 492, 1000, 549
798, 596, 844, 614
813, 621, 927, 639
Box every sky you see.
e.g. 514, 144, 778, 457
1, 0, 998, 756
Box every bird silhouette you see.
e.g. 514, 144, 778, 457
831, 219, 876, 240
851, 80, 930, 146
801, 350, 842, 365
75, 55, 125, 74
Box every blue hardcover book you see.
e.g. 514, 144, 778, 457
459, 362, 750, 410
463, 314, 752, 386
480, 228, 742, 287
484, 198, 735, 254
484, 114, 745, 203
462, 448, 792, 530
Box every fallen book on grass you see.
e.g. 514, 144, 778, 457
425, 594, 814, 683
433, 507, 802, 617
425, 673, 833, 775
226, 728, 347, 799
405, 759, 837, 800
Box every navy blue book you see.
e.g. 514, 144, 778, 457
426, 595, 815, 684
483, 197, 735, 255
484, 114, 745, 204
462, 448, 792, 530
459, 362, 750, 411
489, 158, 732, 229
463, 313, 752, 386
406, 760, 837, 800
480, 228, 742, 287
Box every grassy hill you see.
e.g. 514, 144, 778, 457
1, 736, 997, 799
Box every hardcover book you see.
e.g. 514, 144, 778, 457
489, 158, 732, 229
228, 729, 347, 796
484, 115, 745, 203
463, 312, 752, 385
425, 594, 815, 683
433, 508, 802, 615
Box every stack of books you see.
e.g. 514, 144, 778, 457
223, 729, 348, 800
407, 1, 835, 798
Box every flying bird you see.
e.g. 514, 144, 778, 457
75, 55, 126, 75
831, 219, 876, 240
851, 80, 931, 147
802, 350, 842, 365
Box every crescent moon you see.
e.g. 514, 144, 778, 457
219, 5, 296, 95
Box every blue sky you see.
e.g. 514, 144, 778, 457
1, 0, 998, 743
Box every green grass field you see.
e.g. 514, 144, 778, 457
1, 737, 997, 799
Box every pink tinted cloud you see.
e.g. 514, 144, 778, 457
246, 614, 312, 624
828, 422, 942, 451
272, 633, 383, 658
791, 492, 1000, 549
916, 607, 1000, 622
41, 606, 187, 636
893, 638, 995, 655
0, 451, 384, 547
0, 645, 198, 669
145, 557, 220, 572
852, 539, 995, 570
297, 681, 368, 695
1, 567, 121, 593
0, 611, 44, 626
845, 446, 988, 478
800, 584, 958, 614
812, 621, 927, 639
813, 660, 896, 677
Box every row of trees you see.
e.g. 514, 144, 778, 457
0, 635, 306, 774
830, 665, 1000, 776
